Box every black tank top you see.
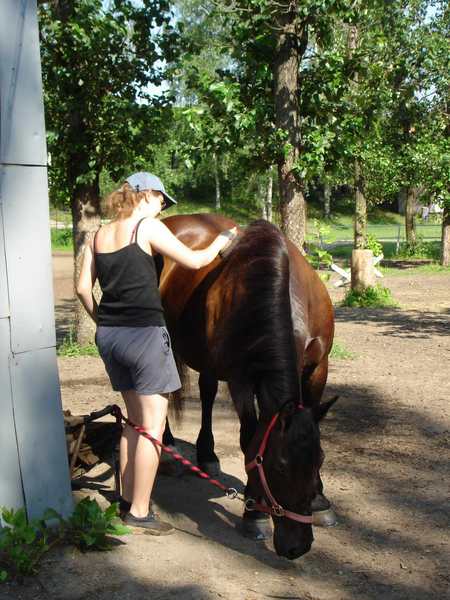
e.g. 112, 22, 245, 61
94, 218, 165, 327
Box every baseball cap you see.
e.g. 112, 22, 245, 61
125, 172, 177, 209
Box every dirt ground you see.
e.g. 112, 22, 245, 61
2, 253, 449, 600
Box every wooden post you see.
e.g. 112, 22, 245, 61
351, 249, 375, 292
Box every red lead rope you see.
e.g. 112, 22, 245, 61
110, 403, 312, 525
111, 404, 239, 500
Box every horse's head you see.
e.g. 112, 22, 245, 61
244, 398, 336, 559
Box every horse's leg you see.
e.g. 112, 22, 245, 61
196, 371, 221, 476
303, 356, 337, 527
229, 380, 272, 541
162, 419, 175, 446
159, 419, 184, 476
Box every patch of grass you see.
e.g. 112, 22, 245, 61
381, 263, 450, 276
57, 330, 98, 357
342, 284, 399, 308
330, 341, 355, 360
51, 228, 73, 252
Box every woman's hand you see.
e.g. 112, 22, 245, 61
215, 227, 238, 253
146, 220, 239, 270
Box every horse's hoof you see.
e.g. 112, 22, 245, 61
313, 507, 338, 527
198, 461, 221, 478
241, 517, 272, 541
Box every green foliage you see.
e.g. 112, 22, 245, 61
0, 508, 51, 578
330, 341, 355, 360
397, 237, 440, 260
306, 219, 334, 268
39, 0, 178, 206
64, 499, 130, 552
365, 233, 383, 257
0, 500, 129, 580
51, 228, 73, 251
342, 284, 398, 308
57, 330, 98, 357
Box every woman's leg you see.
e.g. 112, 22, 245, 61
120, 389, 168, 518
119, 390, 139, 504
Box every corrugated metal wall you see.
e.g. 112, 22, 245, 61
0, 0, 73, 520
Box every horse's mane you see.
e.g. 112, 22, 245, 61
213, 220, 304, 416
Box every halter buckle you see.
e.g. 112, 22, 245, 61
255, 454, 263, 465
226, 487, 238, 500
245, 498, 257, 511
272, 505, 285, 517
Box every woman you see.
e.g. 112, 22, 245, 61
76, 172, 236, 534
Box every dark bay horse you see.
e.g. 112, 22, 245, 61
159, 214, 336, 559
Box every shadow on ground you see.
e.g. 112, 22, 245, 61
335, 306, 450, 339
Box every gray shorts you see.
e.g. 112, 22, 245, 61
95, 325, 181, 395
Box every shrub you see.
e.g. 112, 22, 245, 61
365, 234, 383, 257
397, 236, 439, 260
51, 228, 73, 249
342, 284, 398, 308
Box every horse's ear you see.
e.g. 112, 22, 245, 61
313, 396, 339, 422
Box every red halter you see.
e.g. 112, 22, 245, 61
244, 405, 313, 524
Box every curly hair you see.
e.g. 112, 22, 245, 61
104, 182, 147, 218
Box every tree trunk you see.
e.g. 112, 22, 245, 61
405, 186, 418, 245
441, 204, 450, 266
323, 183, 331, 219
266, 167, 273, 222
348, 25, 367, 253
354, 161, 367, 250
273, 4, 306, 251
71, 177, 101, 345
213, 151, 221, 210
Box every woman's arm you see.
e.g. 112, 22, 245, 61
144, 219, 237, 269
76, 241, 98, 323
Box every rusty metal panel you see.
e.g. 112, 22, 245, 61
2, 165, 56, 353
0, 208, 9, 318
0, 0, 47, 166
0, 319, 25, 513
10, 346, 73, 519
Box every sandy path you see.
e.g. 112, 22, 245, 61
1, 254, 448, 600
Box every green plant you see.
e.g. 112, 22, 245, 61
307, 246, 334, 269
307, 219, 334, 269
0, 508, 52, 578
330, 341, 355, 360
397, 236, 439, 260
51, 228, 73, 250
342, 284, 398, 308
57, 330, 98, 357
365, 233, 383, 257
0, 499, 129, 581
63, 499, 129, 552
